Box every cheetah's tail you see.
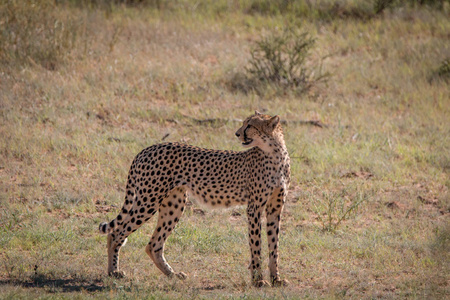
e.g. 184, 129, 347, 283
98, 219, 128, 247
99, 171, 136, 235
98, 220, 117, 234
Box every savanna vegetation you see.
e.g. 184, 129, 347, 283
0, 0, 449, 298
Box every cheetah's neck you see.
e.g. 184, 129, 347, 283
269, 142, 289, 167
258, 136, 290, 188
258, 132, 289, 161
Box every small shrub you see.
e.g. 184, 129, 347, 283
436, 58, 450, 79
312, 188, 367, 232
244, 28, 328, 95
374, 0, 395, 13
429, 58, 450, 82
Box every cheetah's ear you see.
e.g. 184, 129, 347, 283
268, 115, 280, 130
255, 110, 262, 116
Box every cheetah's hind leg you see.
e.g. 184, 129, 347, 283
145, 187, 187, 279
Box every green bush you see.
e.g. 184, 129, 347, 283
244, 28, 328, 94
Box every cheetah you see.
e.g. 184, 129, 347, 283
99, 111, 290, 287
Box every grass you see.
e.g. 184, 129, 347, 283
0, 0, 449, 299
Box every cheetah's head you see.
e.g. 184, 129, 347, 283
235, 111, 284, 152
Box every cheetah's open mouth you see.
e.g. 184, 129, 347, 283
242, 139, 253, 146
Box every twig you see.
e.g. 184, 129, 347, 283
179, 114, 328, 128
161, 133, 170, 141
280, 119, 327, 128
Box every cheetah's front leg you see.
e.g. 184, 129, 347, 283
247, 202, 270, 287
266, 187, 289, 287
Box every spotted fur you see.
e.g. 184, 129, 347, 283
99, 111, 290, 287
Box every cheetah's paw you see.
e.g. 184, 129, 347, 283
272, 278, 289, 287
176, 272, 187, 280
253, 280, 271, 288
109, 271, 126, 278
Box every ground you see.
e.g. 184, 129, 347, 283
0, 1, 449, 299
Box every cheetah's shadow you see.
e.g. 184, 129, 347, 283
0, 275, 105, 293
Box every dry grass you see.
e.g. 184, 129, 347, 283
0, 1, 449, 299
